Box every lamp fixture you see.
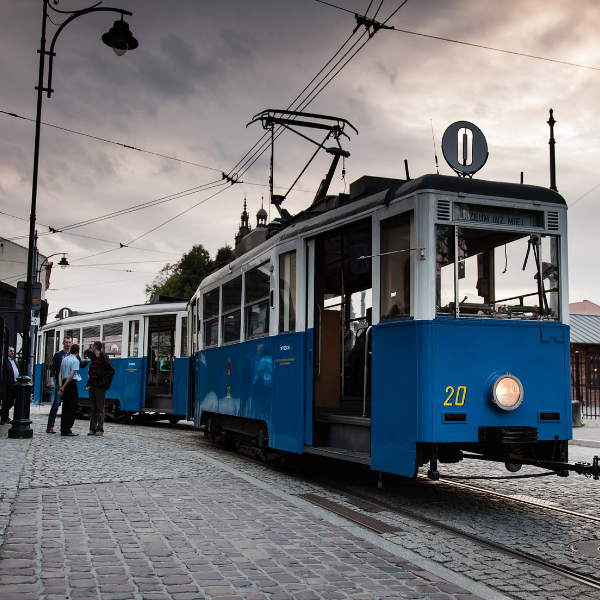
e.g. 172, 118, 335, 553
102, 18, 139, 56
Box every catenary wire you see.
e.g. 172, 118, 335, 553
0, 110, 222, 173
47, 274, 153, 291
569, 182, 600, 207
391, 29, 600, 72
311, 0, 600, 71
236, 1, 410, 180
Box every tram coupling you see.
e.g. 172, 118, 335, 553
454, 451, 600, 480
574, 455, 600, 480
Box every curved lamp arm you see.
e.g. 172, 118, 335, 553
43, 0, 133, 98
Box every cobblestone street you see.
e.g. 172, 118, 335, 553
1, 407, 599, 600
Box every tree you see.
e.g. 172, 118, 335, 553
144, 244, 235, 301
214, 244, 234, 269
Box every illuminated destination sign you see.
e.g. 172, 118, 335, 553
453, 202, 543, 227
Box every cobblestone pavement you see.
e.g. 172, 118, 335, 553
1, 409, 492, 600
1, 407, 600, 600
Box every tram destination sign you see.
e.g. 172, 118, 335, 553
453, 202, 543, 227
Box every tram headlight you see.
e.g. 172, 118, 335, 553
491, 374, 523, 411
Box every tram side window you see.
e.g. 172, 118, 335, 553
128, 321, 140, 357
245, 261, 270, 339
203, 288, 220, 347
436, 225, 560, 320
64, 328, 81, 344
82, 325, 100, 355
181, 317, 188, 357
103, 322, 123, 357
222, 276, 242, 344
380, 212, 412, 320
279, 251, 296, 333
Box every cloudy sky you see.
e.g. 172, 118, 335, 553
2, 0, 600, 316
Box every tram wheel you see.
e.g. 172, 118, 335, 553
109, 401, 131, 424
167, 416, 180, 425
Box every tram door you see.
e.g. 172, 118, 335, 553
310, 218, 373, 454
144, 314, 177, 411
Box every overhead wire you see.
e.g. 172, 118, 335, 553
236, 1, 412, 181
311, 0, 600, 72
569, 182, 600, 207
0, 110, 222, 174
107, 3, 389, 251
6, 1, 404, 267
47, 274, 153, 291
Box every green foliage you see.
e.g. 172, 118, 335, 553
144, 244, 234, 301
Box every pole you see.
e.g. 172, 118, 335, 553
10, 0, 49, 439
548, 108, 557, 192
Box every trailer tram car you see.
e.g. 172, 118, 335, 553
190, 170, 573, 477
34, 299, 191, 423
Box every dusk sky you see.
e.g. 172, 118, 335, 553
2, 0, 600, 316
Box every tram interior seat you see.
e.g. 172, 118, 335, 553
159, 360, 172, 372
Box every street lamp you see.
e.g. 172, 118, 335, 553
37, 252, 69, 280
10, 0, 139, 440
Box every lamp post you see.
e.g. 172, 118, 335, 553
10, 0, 139, 440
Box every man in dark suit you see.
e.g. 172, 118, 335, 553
2, 346, 19, 424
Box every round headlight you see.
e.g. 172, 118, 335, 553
492, 374, 523, 411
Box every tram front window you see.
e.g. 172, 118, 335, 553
436, 226, 560, 320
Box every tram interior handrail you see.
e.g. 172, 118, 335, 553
316, 304, 322, 380
362, 326, 372, 418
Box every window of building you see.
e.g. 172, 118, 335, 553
279, 251, 296, 332
103, 322, 123, 357
128, 321, 140, 357
245, 261, 270, 339
222, 276, 242, 344
380, 212, 412, 320
203, 288, 220, 347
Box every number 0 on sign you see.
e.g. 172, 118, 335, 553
441, 121, 488, 175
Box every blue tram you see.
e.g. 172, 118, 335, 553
34, 299, 191, 423
189, 172, 572, 477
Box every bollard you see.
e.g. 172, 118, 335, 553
572, 400, 582, 428
8, 375, 34, 439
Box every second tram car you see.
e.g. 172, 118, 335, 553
188, 172, 571, 478
35, 299, 191, 423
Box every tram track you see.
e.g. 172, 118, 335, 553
124, 421, 600, 592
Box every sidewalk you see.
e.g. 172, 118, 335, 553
0, 410, 493, 600
571, 418, 600, 448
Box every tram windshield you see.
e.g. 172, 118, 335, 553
436, 226, 560, 320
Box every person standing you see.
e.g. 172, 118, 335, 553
2, 346, 19, 424
57, 344, 81, 437
87, 341, 115, 436
47, 336, 87, 434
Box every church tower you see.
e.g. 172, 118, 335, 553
234, 197, 251, 248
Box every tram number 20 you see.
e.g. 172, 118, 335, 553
444, 386, 467, 406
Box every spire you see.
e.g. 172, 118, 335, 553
235, 195, 252, 247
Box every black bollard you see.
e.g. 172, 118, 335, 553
8, 375, 34, 439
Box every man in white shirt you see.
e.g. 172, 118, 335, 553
57, 344, 82, 436
2, 346, 19, 424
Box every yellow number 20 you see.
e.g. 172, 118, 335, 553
444, 385, 467, 406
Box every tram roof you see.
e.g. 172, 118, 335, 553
39, 301, 188, 331
197, 173, 567, 293
391, 174, 566, 206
